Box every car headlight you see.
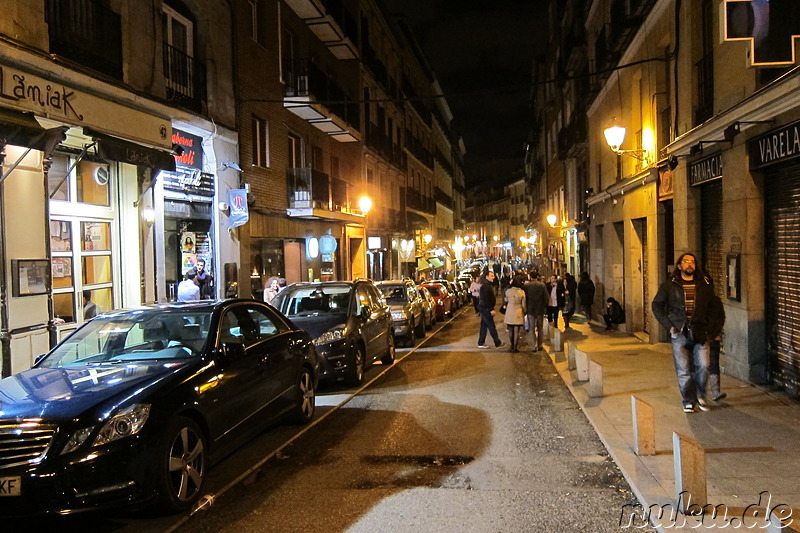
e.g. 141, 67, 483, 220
391, 310, 407, 320
437, 300, 444, 306
61, 404, 151, 454
316, 327, 346, 345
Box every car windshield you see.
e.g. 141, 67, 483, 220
39, 311, 212, 367
377, 285, 407, 304
425, 286, 441, 296
275, 286, 351, 317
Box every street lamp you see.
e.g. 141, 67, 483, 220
546, 214, 558, 227
358, 196, 372, 214
603, 124, 647, 160
423, 233, 433, 244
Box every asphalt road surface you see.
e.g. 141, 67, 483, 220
24, 307, 653, 532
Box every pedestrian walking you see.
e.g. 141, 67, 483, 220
469, 274, 482, 314
545, 275, 560, 328
503, 275, 527, 352
577, 272, 596, 323
477, 272, 503, 349
559, 273, 577, 329
652, 253, 725, 413
523, 271, 549, 351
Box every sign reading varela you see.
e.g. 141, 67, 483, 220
748, 120, 800, 170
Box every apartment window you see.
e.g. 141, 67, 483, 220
288, 133, 303, 168
252, 116, 269, 167
331, 156, 341, 178
311, 146, 323, 171
250, 0, 268, 47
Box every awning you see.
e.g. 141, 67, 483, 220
0, 106, 67, 153
407, 211, 430, 230
417, 257, 432, 271
88, 129, 176, 173
427, 257, 444, 269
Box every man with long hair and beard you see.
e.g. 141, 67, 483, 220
652, 253, 725, 413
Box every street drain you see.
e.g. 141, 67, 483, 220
362, 455, 474, 467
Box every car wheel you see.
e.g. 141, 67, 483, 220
403, 324, 415, 347
345, 345, 365, 386
289, 367, 315, 425
154, 417, 207, 514
425, 312, 433, 330
381, 332, 396, 365
414, 316, 426, 338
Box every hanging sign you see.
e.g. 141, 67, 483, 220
723, 0, 800, 66
228, 189, 249, 228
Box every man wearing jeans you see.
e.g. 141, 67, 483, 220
477, 272, 503, 348
652, 253, 725, 413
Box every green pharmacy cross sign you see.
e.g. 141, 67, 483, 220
724, 0, 800, 66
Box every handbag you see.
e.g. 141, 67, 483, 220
499, 304, 507, 314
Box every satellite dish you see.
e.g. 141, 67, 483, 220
93, 166, 110, 186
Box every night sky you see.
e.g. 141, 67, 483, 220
382, 0, 546, 187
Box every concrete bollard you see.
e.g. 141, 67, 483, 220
575, 349, 589, 381
673, 432, 707, 512
588, 360, 603, 398
631, 396, 656, 456
552, 329, 563, 352
567, 342, 576, 370
554, 340, 567, 363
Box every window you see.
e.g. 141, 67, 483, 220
288, 133, 303, 168
246, 307, 285, 338
252, 116, 269, 167
249, 0, 268, 47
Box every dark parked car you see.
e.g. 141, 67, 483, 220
271, 280, 394, 385
376, 279, 426, 346
417, 286, 437, 330
0, 300, 319, 516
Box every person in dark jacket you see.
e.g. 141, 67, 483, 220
545, 275, 560, 328
523, 271, 549, 351
577, 272, 596, 323
477, 271, 503, 348
604, 297, 625, 330
558, 273, 577, 329
652, 253, 725, 413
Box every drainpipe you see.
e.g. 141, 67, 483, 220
0, 143, 10, 377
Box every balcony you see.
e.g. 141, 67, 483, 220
557, 112, 588, 160
286, 168, 366, 222
405, 188, 436, 215
283, 0, 359, 59
284, 58, 361, 143
365, 124, 405, 169
45, 0, 122, 79
563, 19, 586, 72
163, 44, 206, 112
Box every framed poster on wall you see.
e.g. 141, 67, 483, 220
12, 259, 50, 296
727, 254, 741, 301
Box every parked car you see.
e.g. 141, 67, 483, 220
417, 285, 437, 330
375, 280, 426, 346
432, 280, 462, 310
420, 282, 453, 320
0, 300, 319, 516
456, 279, 472, 306
271, 280, 394, 385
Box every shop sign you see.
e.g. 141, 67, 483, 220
228, 189, 249, 229
0, 61, 171, 149
306, 237, 320, 259
172, 128, 203, 169
162, 169, 214, 196
319, 235, 338, 254
689, 153, 723, 187
748, 119, 800, 170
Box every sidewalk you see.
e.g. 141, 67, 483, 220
543, 318, 800, 532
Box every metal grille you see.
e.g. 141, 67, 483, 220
701, 180, 724, 299
0, 424, 57, 469
766, 166, 800, 397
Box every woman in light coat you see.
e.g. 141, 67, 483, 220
263, 277, 281, 304
503, 275, 527, 352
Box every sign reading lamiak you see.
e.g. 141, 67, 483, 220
0, 62, 171, 149
749, 120, 800, 170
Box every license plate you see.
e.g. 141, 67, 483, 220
0, 476, 21, 496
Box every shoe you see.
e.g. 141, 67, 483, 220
696, 398, 711, 411
711, 392, 727, 401
537, 346, 543, 351
683, 404, 695, 413
495, 343, 505, 348
478, 344, 489, 349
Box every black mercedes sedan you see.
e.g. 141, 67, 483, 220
0, 299, 318, 516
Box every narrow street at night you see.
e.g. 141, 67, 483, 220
160, 309, 647, 533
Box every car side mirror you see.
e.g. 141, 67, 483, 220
33, 354, 46, 366
360, 306, 371, 319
